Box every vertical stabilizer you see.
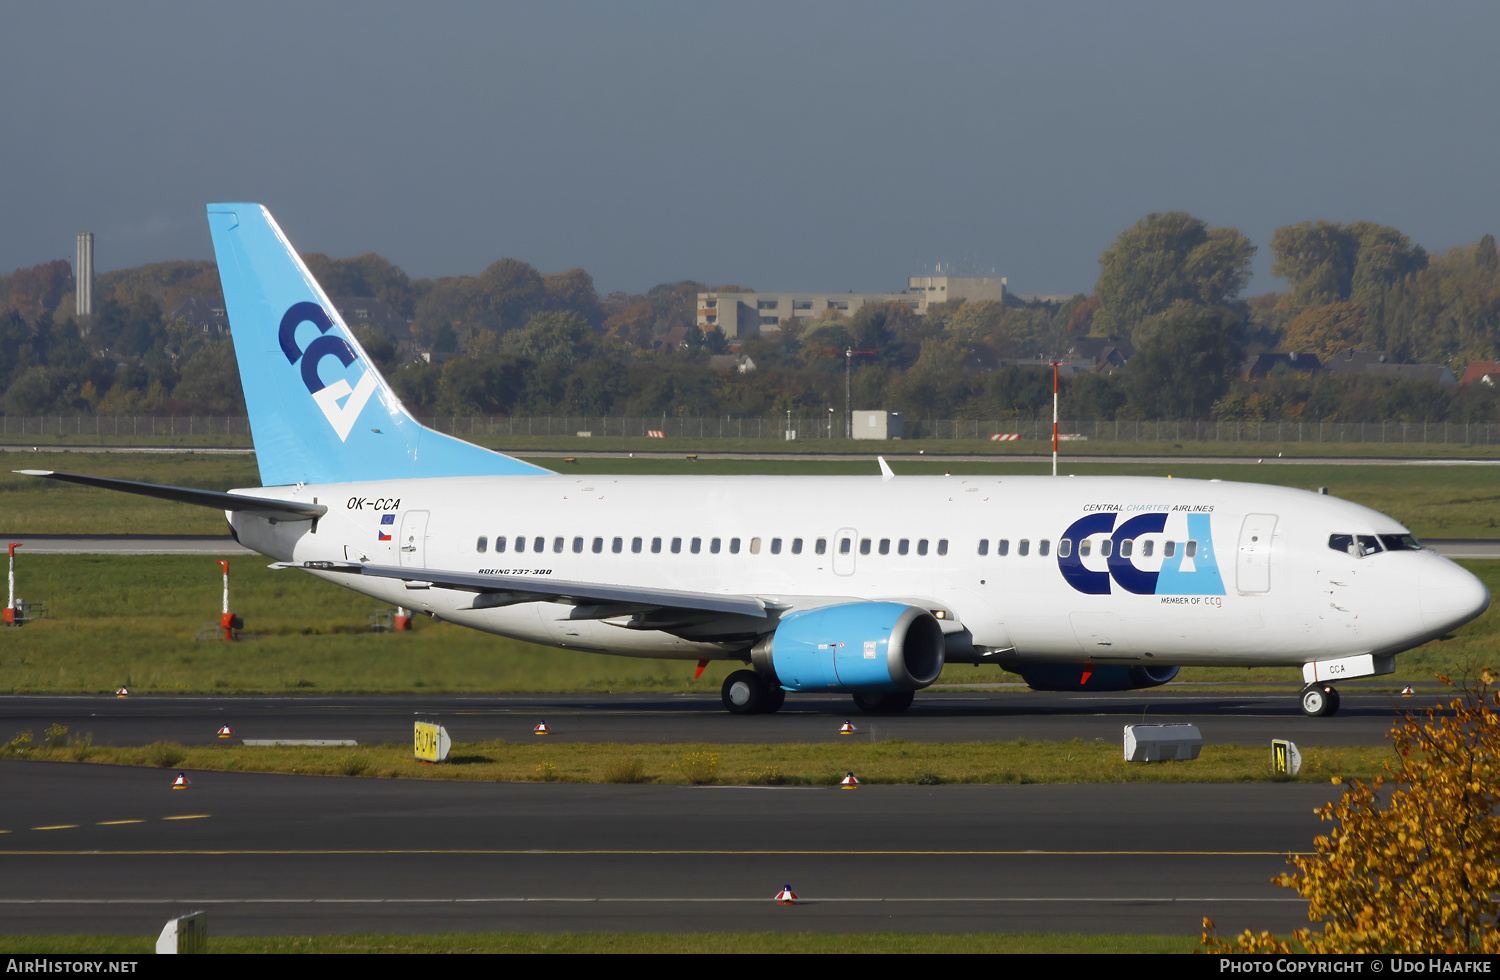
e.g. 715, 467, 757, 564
206, 204, 550, 485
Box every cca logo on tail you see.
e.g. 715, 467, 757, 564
278, 302, 378, 442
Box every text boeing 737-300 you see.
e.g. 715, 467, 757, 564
17, 204, 1491, 716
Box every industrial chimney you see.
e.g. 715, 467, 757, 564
75, 231, 94, 317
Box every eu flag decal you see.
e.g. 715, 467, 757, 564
378, 513, 395, 541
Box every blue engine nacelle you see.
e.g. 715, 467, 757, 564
750, 602, 945, 693
1014, 663, 1180, 692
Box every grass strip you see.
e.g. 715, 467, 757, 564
0, 736, 1390, 786
0, 931, 1201, 954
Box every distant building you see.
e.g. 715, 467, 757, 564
1324, 350, 1457, 386
1067, 336, 1136, 374
697, 275, 1016, 338
1459, 360, 1500, 386
708, 354, 757, 373
852, 410, 903, 440
1241, 351, 1322, 380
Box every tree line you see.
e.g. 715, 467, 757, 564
2, 213, 1499, 424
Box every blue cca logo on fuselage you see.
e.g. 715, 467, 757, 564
1058, 512, 1224, 596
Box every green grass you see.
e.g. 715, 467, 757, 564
0, 733, 1390, 786
0, 554, 1493, 693
4, 451, 1500, 536
0, 931, 1201, 953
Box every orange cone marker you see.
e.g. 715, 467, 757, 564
116, 687, 129, 698
534, 721, 550, 736
839, 721, 857, 735
216, 726, 233, 738
774, 885, 799, 905
840, 771, 860, 789
171, 773, 190, 789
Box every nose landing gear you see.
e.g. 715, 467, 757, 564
1300, 684, 1341, 717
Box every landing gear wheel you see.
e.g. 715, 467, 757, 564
721, 670, 765, 715
852, 690, 915, 714
761, 685, 786, 714
1301, 684, 1337, 718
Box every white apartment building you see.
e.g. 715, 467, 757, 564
698, 276, 1009, 338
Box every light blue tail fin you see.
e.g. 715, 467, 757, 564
207, 204, 550, 486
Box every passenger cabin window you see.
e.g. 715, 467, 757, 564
937, 539, 948, 556
815, 538, 826, 555
1120, 539, 1132, 558
917, 539, 928, 556
1099, 539, 1112, 558
691, 537, 701, 554
553, 537, 564, 553
1018, 539, 1030, 556
515, 537, 526, 553
840, 537, 851, 554
651, 537, 661, 554
496, 536, 507, 553
573, 536, 584, 553
592, 537, 604, 553
710, 538, 721, 554
1185, 541, 1198, 558
1079, 539, 1091, 557
977, 540, 988, 556
997, 539, 1009, 556
612, 537, 623, 554
859, 538, 870, 555
631, 537, 642, 554
1163, 541, 1175, 558
533, 536, 544, 553
791, 538, 803, 554
750, 537, 761, 554
476, 536, 487, 553
770, 538, 782, 554
1038, 540, 1049, 557
1057, 538, 1071, 558
671, 537, 682, 554
1140, 540, 1153, 558
899, 539, 909, 555
729, 538, 740, 554
878, 538, 890, 556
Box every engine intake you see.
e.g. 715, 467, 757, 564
751, 602, 945, 693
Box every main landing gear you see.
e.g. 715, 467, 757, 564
721, 670, 785, 714
1300, 684, 1341, 718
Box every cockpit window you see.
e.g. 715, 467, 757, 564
1379, 534, 1422, 552
1328, 533, 1385, 558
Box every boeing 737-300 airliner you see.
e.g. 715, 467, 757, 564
19, 205, 1491, 716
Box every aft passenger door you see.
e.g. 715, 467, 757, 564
1236, 514, 1277, 594
399, 510, 429, 569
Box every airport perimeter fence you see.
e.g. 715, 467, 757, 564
4, 414, 1500, 445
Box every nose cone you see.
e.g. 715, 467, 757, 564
1420, 556, 1491, 635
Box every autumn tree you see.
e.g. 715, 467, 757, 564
1281, 301, 1367, 361
1093, 212, 1255, 337
1203, 666, 1500, 954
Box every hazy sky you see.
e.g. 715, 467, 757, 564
4, 1, 1498, 298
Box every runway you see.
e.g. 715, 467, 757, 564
0, 759, 1327, 937
0, 689, 1446, 748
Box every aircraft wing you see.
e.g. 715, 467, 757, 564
352, 562, 771, 619
14, 470, 327, 522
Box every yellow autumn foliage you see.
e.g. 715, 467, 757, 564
1204, 666, 1499, 954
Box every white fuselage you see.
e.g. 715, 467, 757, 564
228, 473, 1487, 671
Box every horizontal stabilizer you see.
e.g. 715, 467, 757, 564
14, 470, 327, 522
